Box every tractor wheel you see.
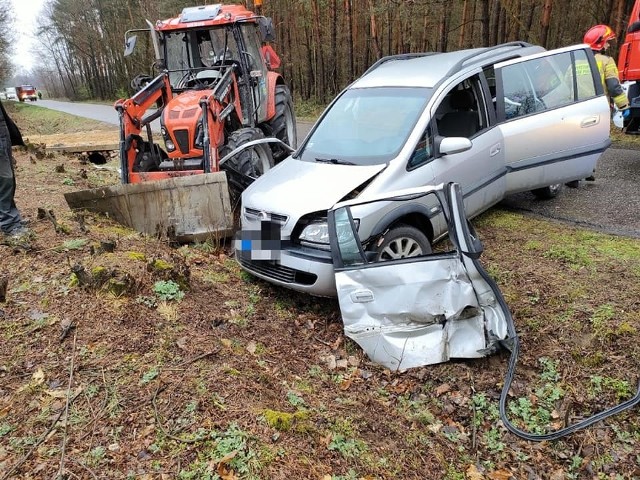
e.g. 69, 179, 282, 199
220, 127, 274, 198
266, 85, 297, 162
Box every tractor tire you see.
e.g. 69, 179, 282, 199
220, 127, 274, 197
266, 85, 297, 162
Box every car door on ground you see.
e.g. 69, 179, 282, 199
493, 45, 611, 193
327, 183, 510, 371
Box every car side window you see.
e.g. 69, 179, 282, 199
434, 76, 487, 139
407, 125, 434, 170
407, 76, 489, 171
499, 51, 576, 120
571, 49, 597, 100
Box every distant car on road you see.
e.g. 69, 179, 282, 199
237, 42, 611, 297
4, 87, 16, 100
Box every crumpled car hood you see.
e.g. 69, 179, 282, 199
242, 159, 386, 219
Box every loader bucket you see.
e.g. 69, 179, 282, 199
64, 172, 234, 243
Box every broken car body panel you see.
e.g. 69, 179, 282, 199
327, 183, 509, 371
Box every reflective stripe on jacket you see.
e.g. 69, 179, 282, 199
595, 53, 629, 109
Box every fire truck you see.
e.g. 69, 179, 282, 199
16, 85, 38, 102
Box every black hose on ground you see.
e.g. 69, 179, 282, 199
472, 256, 640, 441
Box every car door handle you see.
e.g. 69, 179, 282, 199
350, 289, 374, 303
490, 144, 501, 156
581, 116, 599, 127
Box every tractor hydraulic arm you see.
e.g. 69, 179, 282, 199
199, 68, 243, 172
114, 73, 173, 183
115, 73, 173, 133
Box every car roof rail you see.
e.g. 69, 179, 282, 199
362, 52, 439, 76
445, 41, 535, 77
362, 41, 534, 79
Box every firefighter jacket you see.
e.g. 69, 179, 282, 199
594, 52, 629, 109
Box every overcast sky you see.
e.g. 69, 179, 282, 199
11, 0, 46, 72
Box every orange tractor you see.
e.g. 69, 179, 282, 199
115, 2, 296, 189
66, 2, 296, 242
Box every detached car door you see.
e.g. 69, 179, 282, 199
495, 44, 611, 192
327, 183, 510, 371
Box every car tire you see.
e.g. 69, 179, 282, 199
531, 183, 562, 199
266, 85, 297, 162
375, 225, 432, 261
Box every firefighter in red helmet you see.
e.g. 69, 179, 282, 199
583, 25, 629, 111
570, 25, 629, 184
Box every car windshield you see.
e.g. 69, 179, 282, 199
297, 87, 431, 165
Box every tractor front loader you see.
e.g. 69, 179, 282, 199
65, 3, 297, 242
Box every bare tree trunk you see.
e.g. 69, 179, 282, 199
386, 7, 392, 55
526, 0, 537, 43
540, 0, 553, 48
438, 4, 448, 51
499, 1, 507, 43
481, 0, 490, 46
329, 0, 338, 97
613, 0, 626, 39
513, 0, 522, 39
368, 0, 382, 59
422, 10, 430, 51
459, 0, 470, 48
469, 0, 477, 48
490, 0, 499, 45
345, 0, 354, 80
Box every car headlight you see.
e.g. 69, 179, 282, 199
299, 219, 359, 250
299, 222, 330, 245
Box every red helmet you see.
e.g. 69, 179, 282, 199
583, 24, 616, 51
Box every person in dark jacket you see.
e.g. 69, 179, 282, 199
0, 99, 28, 238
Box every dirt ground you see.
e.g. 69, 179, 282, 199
26, 130, 120, 149
1, 117, 640, 479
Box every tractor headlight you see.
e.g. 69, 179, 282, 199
161, 127, 176, 152
194, 121, 204, 149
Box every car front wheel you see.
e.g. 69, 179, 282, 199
375, 225, 431, 261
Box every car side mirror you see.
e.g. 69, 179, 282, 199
124, 35, 137, 57
438, 136, 472, 156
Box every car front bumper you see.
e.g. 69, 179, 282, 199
236, 245, 337, 297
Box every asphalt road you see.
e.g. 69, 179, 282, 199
24, 100, 640, 239
499, 147, 640, 239
30, 99, 123, 126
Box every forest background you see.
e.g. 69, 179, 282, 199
0, 0, 637, 106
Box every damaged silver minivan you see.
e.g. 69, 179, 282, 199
237, 42, 611, 296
